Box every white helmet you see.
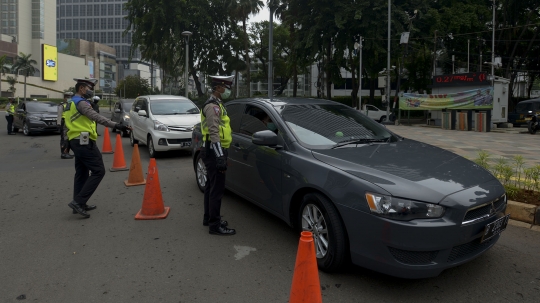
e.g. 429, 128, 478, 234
93, 96, 100, 101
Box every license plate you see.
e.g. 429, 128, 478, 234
481, 214, 510, 243
525, 117, 532, 121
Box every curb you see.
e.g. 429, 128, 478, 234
506, 200, 540, 232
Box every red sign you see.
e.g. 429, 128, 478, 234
432, 72, 488, 87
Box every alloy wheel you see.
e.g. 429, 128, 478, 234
23, 123, 29, 136
197, 157, 207, 189
301, 204, 329, 258
148, 136, 155, 158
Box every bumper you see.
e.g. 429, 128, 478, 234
339, 204, 507, 279
150, 130, 193, 152
28, 120, 60, 132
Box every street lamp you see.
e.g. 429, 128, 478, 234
354, 37, 363, 110
386, 0, 391, 122
182, 31, 192, 98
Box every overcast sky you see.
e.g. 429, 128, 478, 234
249, 4, 270, 24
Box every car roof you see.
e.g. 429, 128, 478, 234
119, 99, 135, 103
518, 98, 540, 103
230, 97, 342, 107
138, 95, 192, 102
24, 101, 57, 106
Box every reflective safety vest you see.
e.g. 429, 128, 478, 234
6, 103, 15, 115
201, 101, 232, 148
63, 98, 97, 141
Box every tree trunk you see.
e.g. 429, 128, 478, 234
350, 54, 358, 109
192, 70, 203, 97
326, 40, 332, 100
24, 76, 27, 101
243, 19, 251, 97
369, 77, 375, 104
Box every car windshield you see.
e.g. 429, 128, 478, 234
516, 102, 533, 112
122, 102, 134, 111
150, 100, 200, 115
279, 104, 396, 149
26, 102, 58, 113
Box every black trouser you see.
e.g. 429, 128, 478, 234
60, 119, 70, 154
69, 139, 105, 206
5, 115, 13, 134
202, 148, 228, 230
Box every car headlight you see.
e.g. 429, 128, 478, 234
123, 114, 130, 121
28, 115, 41, 121
153, 120, 169, 132
365, 193, 445, 221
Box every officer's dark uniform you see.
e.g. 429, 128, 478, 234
201, 75, 236, 235
64, 78, 129, 218
58, 92, 74, 159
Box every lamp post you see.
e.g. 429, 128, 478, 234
182, 31, 192, 98
386, 0, 391, 121
268, 7, 274, 101
354, 37, 363, 110
491, 0, 496, 87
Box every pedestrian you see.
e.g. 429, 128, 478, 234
4, 97, 16, 135
200, 75, 236, 235
58, 91, 74, 159
91, 96, 101, 136
64, 78, 130, 218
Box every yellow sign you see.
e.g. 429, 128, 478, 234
42, 44, 58, 81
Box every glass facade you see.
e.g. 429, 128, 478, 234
0, 0, 18, 36
32, 0, 44, 39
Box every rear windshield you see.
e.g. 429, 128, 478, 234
515, 103, 533, 112
150, 100, 200, 115
279, 104, 396, 149
26, 102, 58, 113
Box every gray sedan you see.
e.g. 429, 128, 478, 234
191, 97, 508, 279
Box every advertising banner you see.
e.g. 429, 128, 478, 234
42, 44, 58, 81
89, 61, 94, 78
399, 88, 494, 110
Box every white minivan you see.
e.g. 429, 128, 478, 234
129, 95, 201, 157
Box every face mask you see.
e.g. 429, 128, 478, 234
267, 122, 277, 132
221, 88, 231, 100
83, 89, 94, 99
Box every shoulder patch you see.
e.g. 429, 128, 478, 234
213, 106, 221, 115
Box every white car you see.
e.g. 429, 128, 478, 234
129, 95, 201, 157
360, 104, 388, 123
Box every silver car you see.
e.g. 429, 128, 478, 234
192, 97, 508, 279
129, 95, 200, 158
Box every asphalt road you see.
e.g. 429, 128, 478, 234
0, 117, 539, 303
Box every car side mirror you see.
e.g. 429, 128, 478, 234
114, 109, 121, 113
17, 109, 24, 113
252, 130, 281, 148
134, 106, 141, 112
138, 110, 147, 117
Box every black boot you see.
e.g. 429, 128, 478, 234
61, 153, 74, 159
68, 201, 90, 218
209, 225, 236, 236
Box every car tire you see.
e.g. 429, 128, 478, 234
148, 135, 159, 158
298, 193, 347, 272
23, 122, 31, 136
379, 116, 387, 123
528, 121, 537, 134
130, 130, 138, 147
195, 152, 207, 193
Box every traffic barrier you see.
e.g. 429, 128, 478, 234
124, 144, 146, 186
101, 127, 114, 154
289, 231, 322, 303
135, 158, 170, 220
110, 133, 129, 171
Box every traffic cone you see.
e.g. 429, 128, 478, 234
110, 134, 129, 171
289, 231, 322, 303
135, 158, 170, 220
101, 127, 114, 154
124, 144, 146, 186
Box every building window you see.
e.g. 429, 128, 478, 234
108, 18, 113, 29
60, 33, 65, 39
94, 32, 99, 42
80, 4, 85, 16
108, 4, 113, 15
73, 32, 78, 39
80, 19, 85, 30
101, 4, 106, 15
115, 3, 121, 15
115, 18, 120, 29
73, 19, 78, 30
32, 0, 44, 39
60, 19, 65, 30
66, 19, 72, 30
66, 5, 71, 17
66, 32, 72, 39
114, 31, 120, 43
79, 32, 85, 40
94, 4, 98, 15
73, 5, 79, 17
87, 4, 92, 16
94, 18, 99, 30
107, 32, 113, 43
60, 5, 65, 17
100, 32, 106, 44
100, 18, 106, 30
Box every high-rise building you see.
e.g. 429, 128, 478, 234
56, 0, 161, 89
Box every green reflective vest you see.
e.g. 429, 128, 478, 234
6, 103, 15, 115
63, 100, 97, 141
201, 102, 232, 148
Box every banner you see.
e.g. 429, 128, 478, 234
399, 88, 494, 110
42, 44, 58, 81
89, 61, 94, 78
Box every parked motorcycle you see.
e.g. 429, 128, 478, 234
526, 110, 540, 134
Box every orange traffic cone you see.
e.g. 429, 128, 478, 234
124, 144, 146, 187
135, 158, 170, 220
110, 134, 129, 171
101, 127, 114, 154
289, 231, 323, 303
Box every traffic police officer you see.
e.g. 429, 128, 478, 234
65, 78, 129, 218
201, 75, 236, 235
58, 91, 74, 159
5, 97, 16, 135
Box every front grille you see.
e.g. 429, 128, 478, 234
169, 126, 193, 132
167, 138, 191, 144
447, 237, 495, 263
462, 195, 506, 225
388, 247, 439, 265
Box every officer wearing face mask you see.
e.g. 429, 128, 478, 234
200, 75, 236, 236
63, 78, 130, 218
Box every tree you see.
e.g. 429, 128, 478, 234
0, 55, 10, 97
114, 75, 151, 98
12, 52, 37, 101
6, 76, 17, 94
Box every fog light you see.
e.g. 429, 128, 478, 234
158, 139, 167, 146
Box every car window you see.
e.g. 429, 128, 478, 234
114, 102, 121, 110
26, 102, 57, 113
535, 103, 540, 111
132, 99, 141, 111
123, 101, 134, 111
280, 104, 396, 149
224, 103, 244, 133
149, 100, 200, 115
239, 105, 275, 136
141, 99, 148, 112
367, 105, 378, 111
516, 103, 533, 112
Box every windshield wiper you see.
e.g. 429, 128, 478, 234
332, 138, 389, 149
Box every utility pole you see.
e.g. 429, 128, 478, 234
491, 0, 496, 86
355, 36, 363, 109
269, 7, 273, 101
467, 39, 470, 72
433, 30, 438, 76
386, 0, 391, 120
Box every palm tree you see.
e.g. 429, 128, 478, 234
12, 52, 37, 101
0, 55, 10, 98
232, 0, 264, 97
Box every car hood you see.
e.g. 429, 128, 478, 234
28, 112, 57, 119
152, 114, 201, 127
311, 139, 497, 204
